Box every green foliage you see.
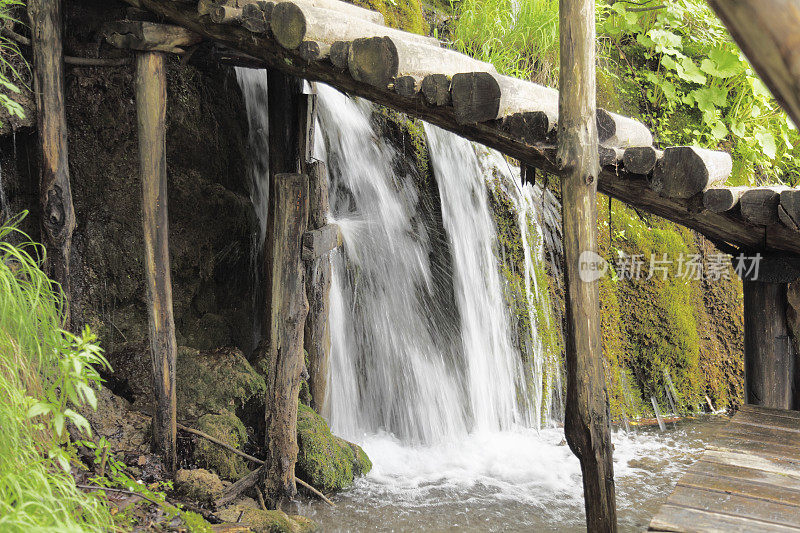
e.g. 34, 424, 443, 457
353, 0, 427, 34
599, 0, 799, 184
0, 0, 26, 127
0, 213, 115, 532
450, 0, 560, 84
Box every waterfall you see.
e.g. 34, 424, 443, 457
235, 68, 270, 350
316, 83, 560, 444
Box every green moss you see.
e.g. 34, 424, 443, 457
353, 0, 428, 34
216, 506, 316, 533
176, 346, 266, 420
194, 410, 249, 481
174, 469, 226, 504
296, 403, 371, 492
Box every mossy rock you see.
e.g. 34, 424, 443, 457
174, 468, 226, 504
217, 505, 316, 533
296, 403, 372, 492
353, 0, 427, 34
194, 410, 249, 481
176, 346, 266, 420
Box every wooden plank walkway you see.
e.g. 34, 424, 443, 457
649, 404, 800, 532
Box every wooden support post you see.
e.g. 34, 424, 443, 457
557, 0, 617, 530
136, 51, 178, 472
262, 172, 309, 508
304, 161, 333, 416
27, 0, 76, 318
743, 279, 798, 409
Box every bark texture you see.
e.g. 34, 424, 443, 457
557, 0, 617, 530
136, 51, 178, 472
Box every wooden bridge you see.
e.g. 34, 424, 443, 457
20, 0, 800, 530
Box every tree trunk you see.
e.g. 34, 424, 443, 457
557, 0, 617, 530
135, 51, 178, 472
27, 0, 76, 322
304, 161, 333, 416
262, 172, 309, 508
743, 280, 798, 409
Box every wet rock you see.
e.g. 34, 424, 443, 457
105, 345, 266, 421
296, 403, 371, 492
217, 504, 316, 533
194, 410, 250, 481
174, 468, 226, 503
71, 385, 150, 454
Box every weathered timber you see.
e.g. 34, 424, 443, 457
421, 73, 451, 106
622, 146, 662, 175
262, 173, 309, 509
241, 2, 272, 33
329, 41, 349, 69
210, 5, 243, 24
707, 1, 800, 129
248, 0, 384, 25
740, 186, 791, 226
197, 0, 214, 16
298, 40, 330, 62
304, 162, 333, 416
598, 146, 624, 168
118, 0, 800, 257
596, 109, 653, 148
649, 406, 800, 532
270, 2, 435, 52
348, 36, 493, 89
559, 0, 617, 530
104, 21, 202, 53
780, 189, 800, 229
135, 51, 178, 472
451, 72, 557, 136
393, 75, 421, 99
703, 186, 748, 213
650, 146, 733, 199
302, 223, 342, 261
780, 205, 800, 231
743, 280, 796, 409
27, 0, 76, 317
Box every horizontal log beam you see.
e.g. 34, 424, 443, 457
650, 146, 733, 199
622, 146, 662, 175
740, 186, 790, 227
103, 20, 202, 53
302, 223, 342, 261
120, 0, 800, 256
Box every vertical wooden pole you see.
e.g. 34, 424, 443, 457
260, 69, 309, 507
136, 51, 177, 473
262, 173, 309, 508
305, 161, 333, 416
743, 280, 796, 409
558, 0, 617, 530
27, 0, 76, 319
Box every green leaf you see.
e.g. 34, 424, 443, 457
710, 121, 728, 141
731, 122, 746, 137
690, 87, 727, 114
65, 409, 92, 436
78, 383, 98, 410
700, 47, 743, 78
676, 56, 706, 84
755, 128, 777, 159
54, 413, 65, 437
27, 402, 52, 419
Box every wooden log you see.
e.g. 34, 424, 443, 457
622, 146, 662, 175
104, 21, 202, 53
135, 51, 178, 472
27, 0, 76, 318
703, 186, 749, 213
421, 73, 451, 106
329, 41, 350, 69
779, 189, 800, 228
241, 2, 272, 33
596, 109, 652, 148
197, 0, 215, 16
558, 0, 617, 530
115, 0, 800, 259
598, 146, 624, 168
650, 146, 733, 199
304, 162, 333, 416
270, 2, 435, 52
262, 172, 309, 509
247, 0, 384, 25
394, 75, 421, 99
743, 280, 795, 410
778, 205, 799, 231
302, 223, 342, 261
450, 72, 557, 138
740, 186, 790, 226
707, 1, 800, 129
210, 5, 243, 24
298, 40, 330, 62
348, 36, 493, 89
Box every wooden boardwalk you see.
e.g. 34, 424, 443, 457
649, 405, 800, 532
